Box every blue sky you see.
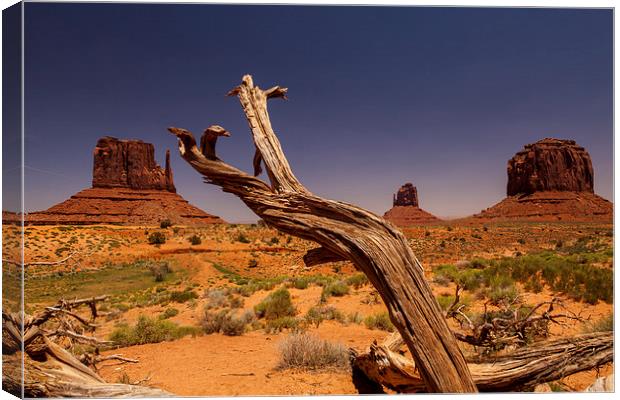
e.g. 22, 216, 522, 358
20, 4, 613, 221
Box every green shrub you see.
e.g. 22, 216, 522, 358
148, 232, 166, 245
455, 269, 485, 291
364, 312, 395, 332
168, 290, 198, 303
159, 307, 179, 320
265, 316, 301, 334
188, 235, 201, 245
160, 219, 173, 229
255, 288, 296, 319
305, 305, 345, 327
236, 233, 251, 243
109, 315, 199, 346
345, 273, 369, 289
290, 276, 310, 290
348, 312, 364, 325
202, 309, 255, 336
485, 274, 518, 305
287, 275, 337, 290
278, 333, 349, 370
436, 294, 460, 312
320, 281, 349, 302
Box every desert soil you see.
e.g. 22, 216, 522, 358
3, 221, 613, 395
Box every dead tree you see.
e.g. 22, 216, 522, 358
352, 331, 613, 392
168, 74, 477, 392
445, 288, 584, 351
2, 297, 169, 397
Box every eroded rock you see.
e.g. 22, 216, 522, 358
507, 138, 594, 196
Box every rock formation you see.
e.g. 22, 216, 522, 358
507, 138, 594, 195
473, 138, 611, 222
26, 137, 224, 226
393, 183, 419, 207
384, 183, 441, 226
92, 137, 176, 192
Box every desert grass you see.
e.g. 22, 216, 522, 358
277, 333, 349, 370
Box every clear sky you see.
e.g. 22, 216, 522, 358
21, 3, 613, 222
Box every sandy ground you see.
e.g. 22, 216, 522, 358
3, 221, 613, 395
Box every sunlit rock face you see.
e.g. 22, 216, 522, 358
507, 138, 594, 196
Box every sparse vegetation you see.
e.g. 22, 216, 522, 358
277, 333, 349, 370
320, 281, 349, 302
204, 288, 244, 309
160, 219, 173, 229
304, 305, 345, 327
236, 233, 251, 243
584, 314, 613, 333
364, 312, 394, 332
168, 289, 199, 304
255, 288, 296, 319
345, 273, 368, 289
188, 235, 201, 245
148, 261, 171, 282
265, 316, 301, 333
159, 307, 179, 320
109, 315, 199, 346
202, 309, 255, 336
148, 232, 166, 245
432, 250, 612, 305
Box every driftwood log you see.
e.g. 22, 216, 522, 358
2, 298, 170, 397
168, 74, 476, 392
352, 332, 613, 392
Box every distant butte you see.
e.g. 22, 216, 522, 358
383, 183, 441, 226
473, 138, 612, 222
25, 137, 225, 226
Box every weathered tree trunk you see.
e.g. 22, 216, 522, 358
168, 75, 477, 392
352, 332, 613, 392
2, 304, 170, 397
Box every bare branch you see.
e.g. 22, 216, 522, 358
353, 332, 613, 392
170, 74, 477, 392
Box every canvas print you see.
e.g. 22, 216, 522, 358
1, 2, 614, 397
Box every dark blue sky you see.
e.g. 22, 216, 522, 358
22, 4, 613, 221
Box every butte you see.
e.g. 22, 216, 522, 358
25, 137, 225, 226
383, 183, 441, 226
473, 138, 612, 222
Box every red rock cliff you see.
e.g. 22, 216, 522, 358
393, 183, 419, 207
92, 137, 176, 192
507, 138, 594, 196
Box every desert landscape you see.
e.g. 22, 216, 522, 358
2, 4, 614, 397
2, 77, 613, 396
2, 219, 613, 395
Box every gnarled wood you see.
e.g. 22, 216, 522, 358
2, 302, 170, 398
168, 74, 476, 392
352, 332, 613, 392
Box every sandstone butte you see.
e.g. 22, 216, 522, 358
473, 138, 612, 222
24, 137, 225, 226
383, 182, 441, 226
